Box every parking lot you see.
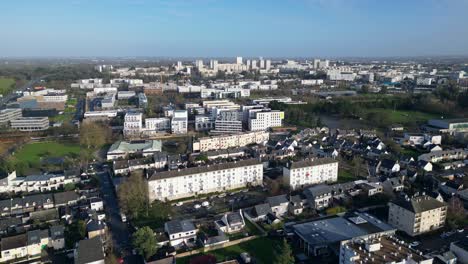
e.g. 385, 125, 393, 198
400, 228, 468, 254
171, 187, 270, 221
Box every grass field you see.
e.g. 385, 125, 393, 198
10, 141, 81, 168
0, 78, 16, 95
338, 169, 357, 183
363, 108, 439, 124
176, 237, 277, 264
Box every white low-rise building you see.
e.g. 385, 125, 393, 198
248, 110, 284, 131
10, 117, 49, 131
193, 131, 269, 152
148, 159, 263, 201
0, 108, 22, 126
283, 158, 339, 190
171, 110, 188, 134
107, 140, 162, 160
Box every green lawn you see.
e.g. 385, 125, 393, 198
363, 108, 439, 124
0, 77, 16, 95
338, 169, 357, 183
176, 237, 277, 264
9, 141, 81, 169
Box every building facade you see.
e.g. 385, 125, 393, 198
148, 159, 263, 201
283, 158, 339, 190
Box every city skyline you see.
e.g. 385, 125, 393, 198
1, 0, 468, 58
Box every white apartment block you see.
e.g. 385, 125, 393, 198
145, 117, 171, 132
283, 158, 339, 190
148, 159, 263, 201
0, 108, 22, 126
123, 112, 143, 136
192, 131, 269, 152
171, 110, 188, 134
388, 195, 447, 236
248, 110, 284, 131
10, 117, 49, 131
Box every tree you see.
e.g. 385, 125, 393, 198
132, 226, 157, 260
79, 121, 110, 149
273, 239, 294, 264
117, 173, 149, 219
64, 220, 86, 249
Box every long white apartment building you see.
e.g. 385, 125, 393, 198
0, 108, 22, 126
148, 159, 263, 201
10, 117, 49, 131
248, 110, 284, 131
145, 117, 171, 132
193, 131, 269, 152
388, 195, 447, 236
110, 78, 143, 86
171, 110, 188, 134
123, 112, 143, 137
283, 158, 339, 190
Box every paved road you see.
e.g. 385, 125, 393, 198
0, 75, 51, 107
96, 167, 132, 257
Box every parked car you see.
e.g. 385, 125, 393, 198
194, 204, 201, 209
202, 201, 210, 207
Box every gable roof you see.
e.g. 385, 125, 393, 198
267, 195, 289, 207
391, 195, 446, 213
1, 234, 27, 251
165, 220, 196, 235
75, 237, 104, 264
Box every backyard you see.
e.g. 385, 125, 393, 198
176, 237, 278, 264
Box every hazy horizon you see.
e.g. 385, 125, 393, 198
2, 0, 468, 58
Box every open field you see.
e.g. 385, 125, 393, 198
363, 108, 440, 124
8, 141, 81, 172
176, 237, 277, 264
0, 78, 16, 95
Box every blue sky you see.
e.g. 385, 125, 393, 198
1, 0, 468, 57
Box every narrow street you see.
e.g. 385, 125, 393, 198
96, 167, 132, 257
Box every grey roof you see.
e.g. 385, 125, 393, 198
0, 234, 27, 251
149, 159, 261, 181
27, 229, 49, 245
86, 219, 106, 232
391, 195, 446, 213
75, 237, 104, 264
23, 193, 54, 207
53, 191, 79, 205
380, 159, 397, 169
304, 184, 332, 198
0, 217, 22, 230
267, 194, 289, 207
165, 220, 196, 235
253, 203, 272, 217
293, 212, 394, 246
108, 140, 162, 154
226, 212, 243, 226
288, 158, 337, 169
50, 225, 65, 240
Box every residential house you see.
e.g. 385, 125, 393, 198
164, 220, 198, 246
267, 195, 289, 217
74, 237, 105, 264
304, 184, 333, 210
216, 211, 245, 234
